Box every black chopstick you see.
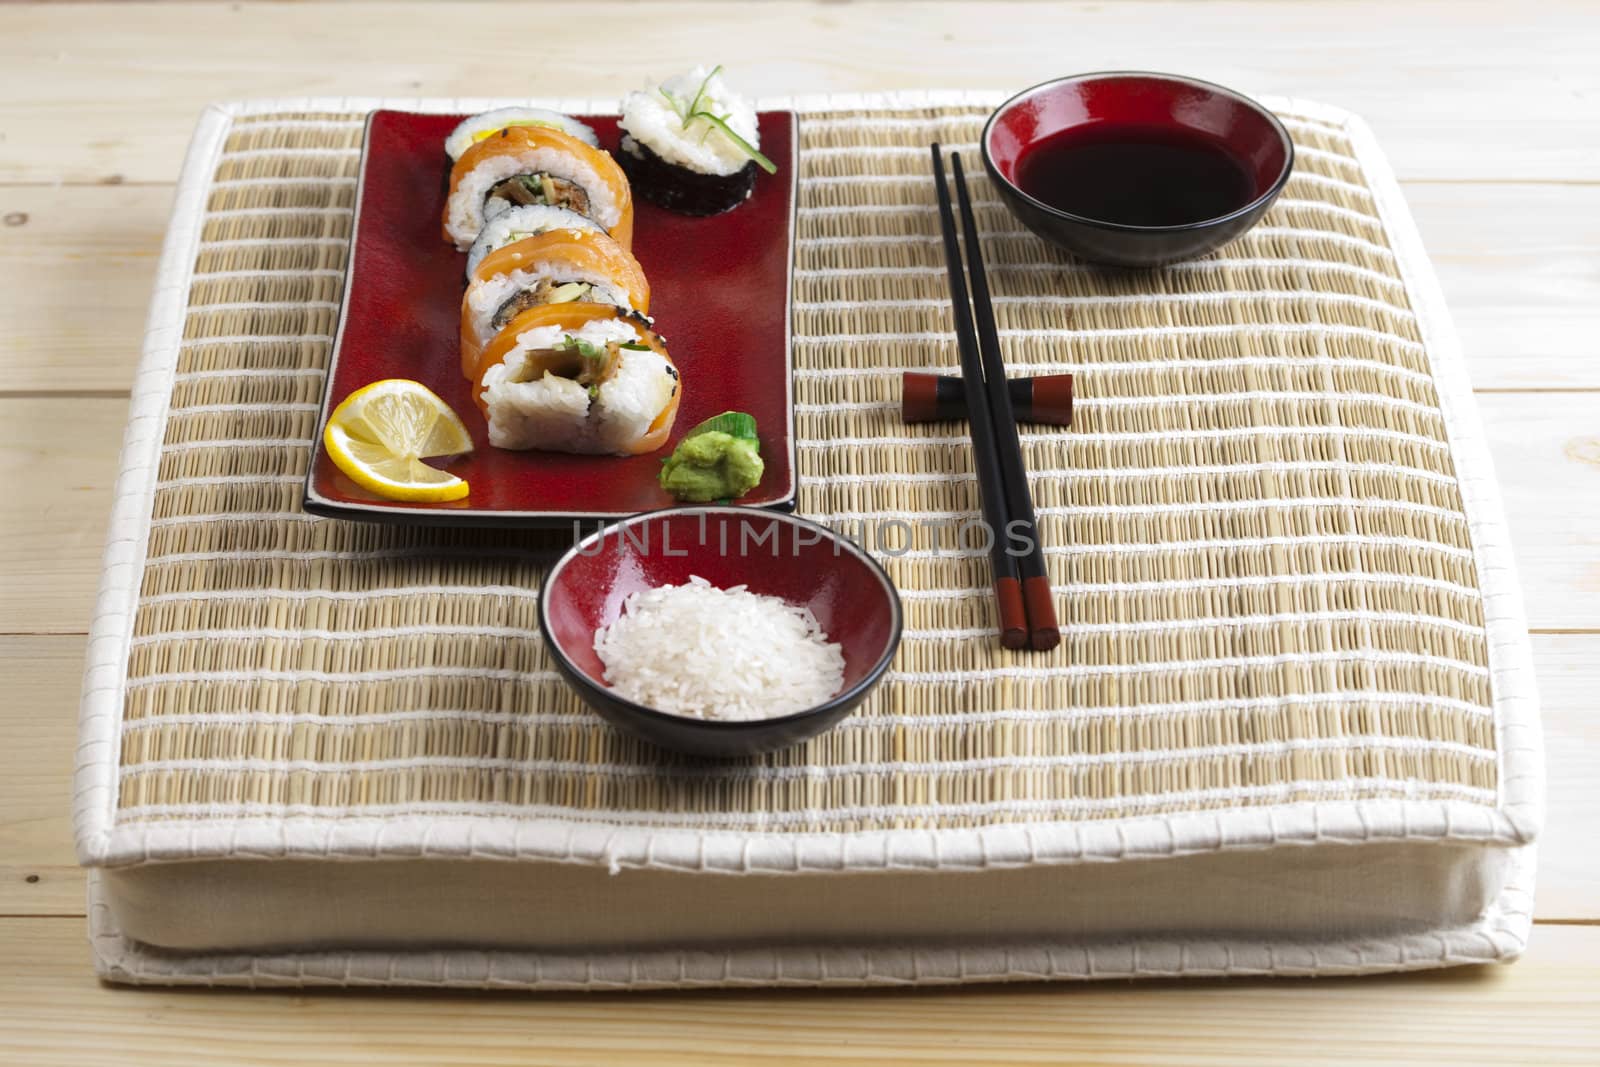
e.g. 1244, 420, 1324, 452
950, 151, 1062, 652
930, 143, 1028, 650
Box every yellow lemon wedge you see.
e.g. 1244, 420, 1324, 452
323, 379, 473, 502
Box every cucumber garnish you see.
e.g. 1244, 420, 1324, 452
547, 282, 589, 304
686, 410, 759, 443
657, 67, 777, 175
688, 112, 776, 174
685, 65, 720, 123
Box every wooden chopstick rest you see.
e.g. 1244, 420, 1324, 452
901, 372, 1074, 425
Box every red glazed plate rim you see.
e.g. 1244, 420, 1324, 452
302, 109, 801, 524
538, 506, 905, 731
980, 70, 1295, 234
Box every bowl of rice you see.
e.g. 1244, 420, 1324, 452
539, 507, 902, 756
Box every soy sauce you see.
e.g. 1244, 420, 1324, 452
1016, 124, 1255, 227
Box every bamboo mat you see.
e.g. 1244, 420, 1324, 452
116, 103, 1496, 836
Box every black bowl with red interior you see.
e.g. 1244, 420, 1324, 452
539, 507, 902, 757
981, 72, 1294, 267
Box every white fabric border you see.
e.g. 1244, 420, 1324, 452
75, 93, 1541, 970
89, 845, 1536, 988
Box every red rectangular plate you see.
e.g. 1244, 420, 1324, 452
304, 108, 798, 526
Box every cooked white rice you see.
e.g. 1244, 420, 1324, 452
594, 576, 846, 721
481, 318, 675, 454
466, 205, 601, 277
444, 108, 599, 160
445, 144, 622, 250
620, 65, 760, 177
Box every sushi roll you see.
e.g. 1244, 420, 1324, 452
458, 228, 651, 377
618, 65, 774, 216
472, 304, 680, 456
444, 107, 600, 161
443, 125, 634, 251
465, 203, 602, 279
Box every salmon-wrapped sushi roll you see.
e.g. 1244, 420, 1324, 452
443, 125, 634, 251
472, 304, 679, 456
464, 203, 602, 278
458, 228, 651, 377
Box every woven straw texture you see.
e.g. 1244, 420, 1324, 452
116, 102, 1495, 839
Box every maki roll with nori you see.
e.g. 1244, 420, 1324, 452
618, 65, 775, 216
444, 108, 600, 161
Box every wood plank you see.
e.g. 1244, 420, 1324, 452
1488, 394, 1600, 632
0, 397, 124, 634
0, 2, 1598, 185
4, 628, 1596, 921
0, 186, 166, 397
1407, 184, 1600, 392
1, 916, 1597, 1066
5, 183, 1599, 396
0, 868, 80, 920
6, 392, 1595, 633
0, 637, 85, 916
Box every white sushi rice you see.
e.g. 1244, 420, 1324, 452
481, 318, 675, 454
445, 145, 623, 250
464, 263, 634, 355
594, 576, 846, 721
444, 108, 599, 160
620, 65, 760, 177
466, 205, 601, 277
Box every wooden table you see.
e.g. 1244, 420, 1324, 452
3, 2, 1598, 1062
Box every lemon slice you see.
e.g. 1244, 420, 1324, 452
323, 379, 473, 502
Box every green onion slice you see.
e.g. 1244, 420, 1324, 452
559, 335, 604, 359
